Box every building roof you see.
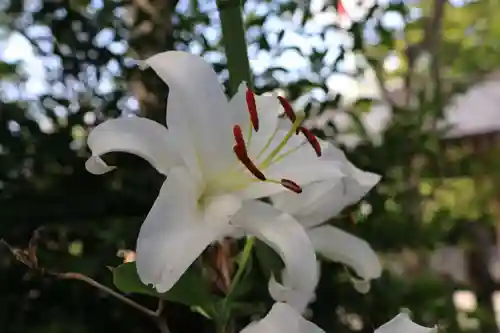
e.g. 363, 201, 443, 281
311, 70, 500, 147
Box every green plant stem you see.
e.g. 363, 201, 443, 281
226, 236, 255, 298
217, 236, 255, 333
216, 0, 253, 95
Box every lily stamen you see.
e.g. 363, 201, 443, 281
233, 144, 266, 181
280, 178, 303, 194
246, 88, 259, 132
278, 96, 301, 135
277, 96, 322, 157
231, 95, 316, 193
298, 127, 322, 157
233, 125, 246, 148
264, 178, 303, 194
277, 96, 296, 123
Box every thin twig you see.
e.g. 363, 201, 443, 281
57, 272, 171, 333
156, 299, 165, 316
56, 272, 158, 318
1, 239, 171, 333
155, 317, 171, 333
154, 299, 170, 333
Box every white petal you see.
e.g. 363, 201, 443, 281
241, 302, 324, 333
140, 51, 235, 177
375, 313, 437, 333
271, 145, 380, 228
231, 201, 318, 310
86, 117, 180, 175
351, 278, 370, 294
307, 225, 381, 290
136, 167, 241, 293
85, 155, 115, 175
268, 261, 320, 313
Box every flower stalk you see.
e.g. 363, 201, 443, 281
226, 236, 255, 299
216, 0, 253, 95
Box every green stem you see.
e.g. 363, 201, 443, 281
216, 0, 253, 95
226, 236, 255, 299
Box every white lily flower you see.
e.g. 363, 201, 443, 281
242, 304, 436, 333
85, 51, 355, 299
271, 144, 382, 296
375, 313, 438, 333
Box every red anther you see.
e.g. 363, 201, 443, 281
233, 145, 266, 181
281, 178, 302, 194
299, 126, 322, 157
246, 88, 259, 132
233, 125, 245, 148
277, 96, 296, 123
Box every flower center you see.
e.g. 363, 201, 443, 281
202, 89, 322, 198
230, 89, 322, 194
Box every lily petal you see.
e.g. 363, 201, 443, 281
271, 146, 380, 228
241, 302, 324, 333
376, 313, 437, 333
231, 201, 318, 310
86, 117, 181, 175
85, 155, 115, 175
140, 51, 235, 177
307, 225, 381, 291
268, 261, 320, 312
136, 167, 241, 293
351, 278, 371, 294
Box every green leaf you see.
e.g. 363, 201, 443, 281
230, 301, 266, 317
112, 262, 159, 297
166, 263, 216, 306
112, 262, 217, 307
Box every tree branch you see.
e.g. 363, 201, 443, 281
57, 272, 158, 317
404, 0, 447, 108
2, 239, 171, 333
